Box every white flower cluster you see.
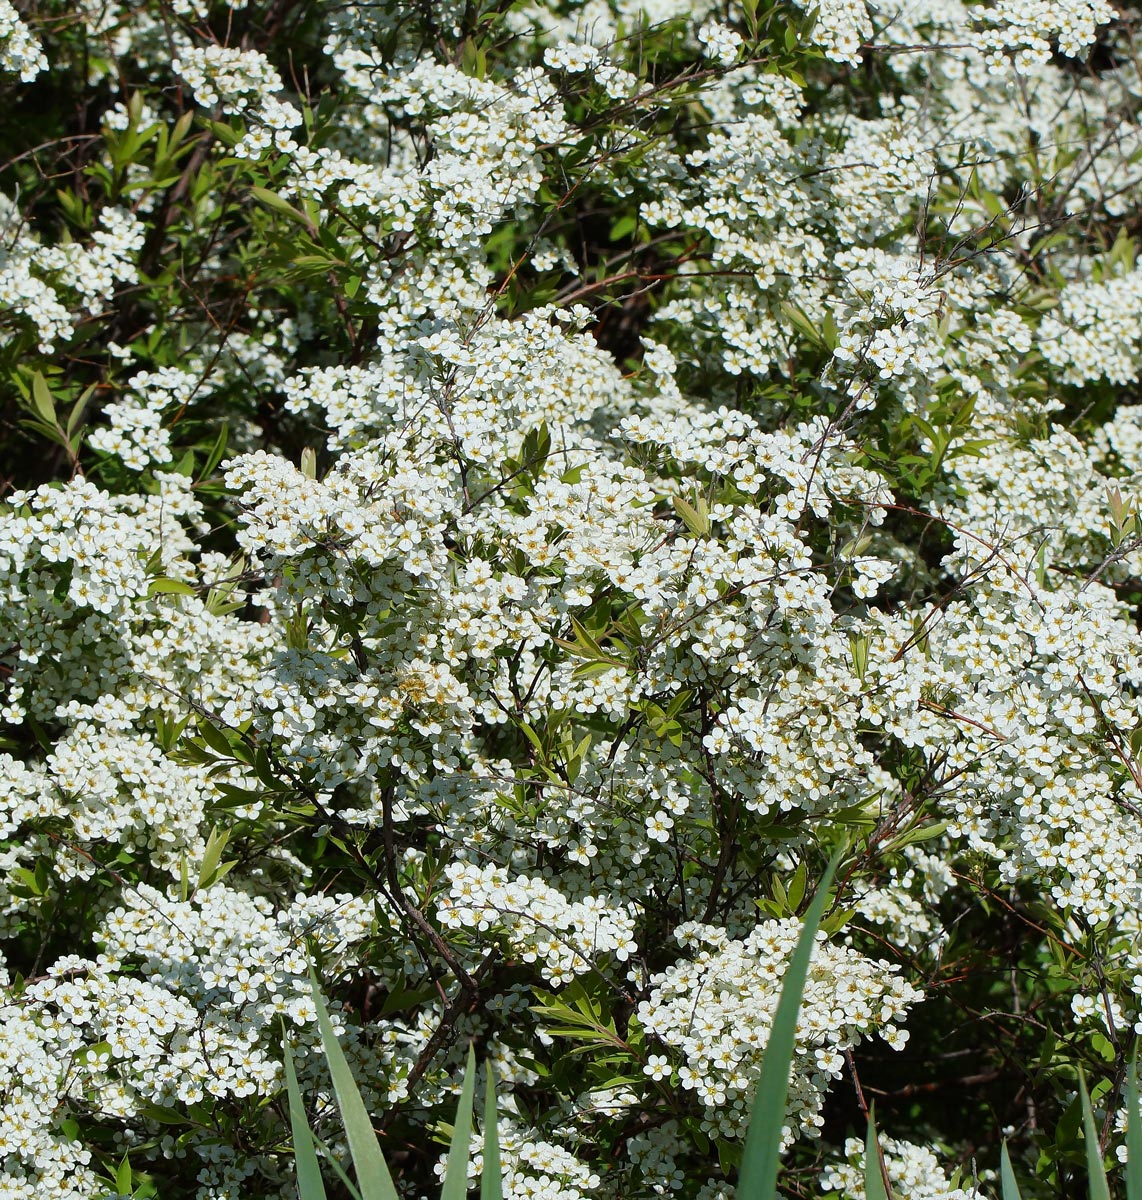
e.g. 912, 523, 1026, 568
831, 253, 945, 402
639, 82, 933, 385
173, 45, 301, 157
0, 0, 46, 81
851, 844, 957, 955
697, 21, 743, 66
0, 207, 143, 351
806, 0, 1113, 70
968, 0, 1116, 72
87, 368, 209, 469
439, 862, 638, 985
813, 0, 874, 64
638, 920, 921, 1142
821, 1135, 985, 1198
0, 1003, 100, 1199
1038, 265, 1142, 386
451, 1120, 603, 1200
8, 0, 1142, 1191
0, 884, 384, 1198
173, 45, 281, 112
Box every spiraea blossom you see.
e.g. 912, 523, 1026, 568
1, 0, 1142, 1195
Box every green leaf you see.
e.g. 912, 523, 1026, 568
139, 1103, 191, 1126
309, 966, 400, 1200
283, 1028, 328, 1200
672, 494, 711, 537
610, 213, 636, 242
148, 577, 197, 597
251, 186, 313, 226
1127, 1053, 1142, 1200
864, 1108, 890, 1200
882, 819, 948, 854
379, 983, 436, 1017
481, 1062, 502, 1200
115, 1152, 133, 1195
308, 1130, 364, 1200
196, 825, 231, 891
779, 300, 824, 348
10, 866, 46, 897
196, 422, 229, 483
999, 1141, 1023, 1200
66, 384, 95, 441
441, 1045, 478, 1200
31, 372, 56, 426
196, 717, 235, 760
737, 845, 845, 1199
1079, 1070, 1111, 1200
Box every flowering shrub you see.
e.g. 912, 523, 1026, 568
3, 0, 1142, 1196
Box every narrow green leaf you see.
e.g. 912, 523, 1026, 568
148, 577, 197, 597
196, 717, 234, 759
10, 867, 39, 897
197, 421, 229, 483
251, 186, 312, 226
309, 1128, 364, 1200
568, 616, 607, 658
31, 372, 56, 426
1127, 1054, 1142, 1200
481, 1062, 502, 1200
66, 384, 94, 440
196, 825, 230, 892
737, 845, 846, 1198
779, 299, 824, 347
283, 1030, 328, 1200
517, 721, 546, 758
672, 494, 710, 537
1079, 1070, 1112, 1200
309, 967, 400, 1200
114, 1152, 132, 1195
864, 1107, 890, 1200
1000, 1141, 1023, 1200
441, 1045, 478, 1200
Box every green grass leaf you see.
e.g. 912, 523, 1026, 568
1079, 1070, 1112, 1200
309, 966, 400, 1200
864, 1107, 890, 1200
441, 1045, 478, 1200
1000, 1141, 1022, 1200
1127, 1054, 1142, 1200
283, 1027, 328, 1200
481, 1062, 502, 1200
736, 844, 846, 1199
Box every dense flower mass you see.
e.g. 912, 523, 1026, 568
2, 0, 1142, 1196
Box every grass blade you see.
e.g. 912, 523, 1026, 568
309, 966, 400, 1200
737, 845, 846, 1199
283, 1028, 328, 1200
1000, 1142, 1023, 1200
309, 1130, 364, 1200
1079, 1070, 1112, 1200
481, 1061, 502, 1200
863, 1106, 890, 1200
440, 1045, 478, 1200
1128, 1054, 1142, 1200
